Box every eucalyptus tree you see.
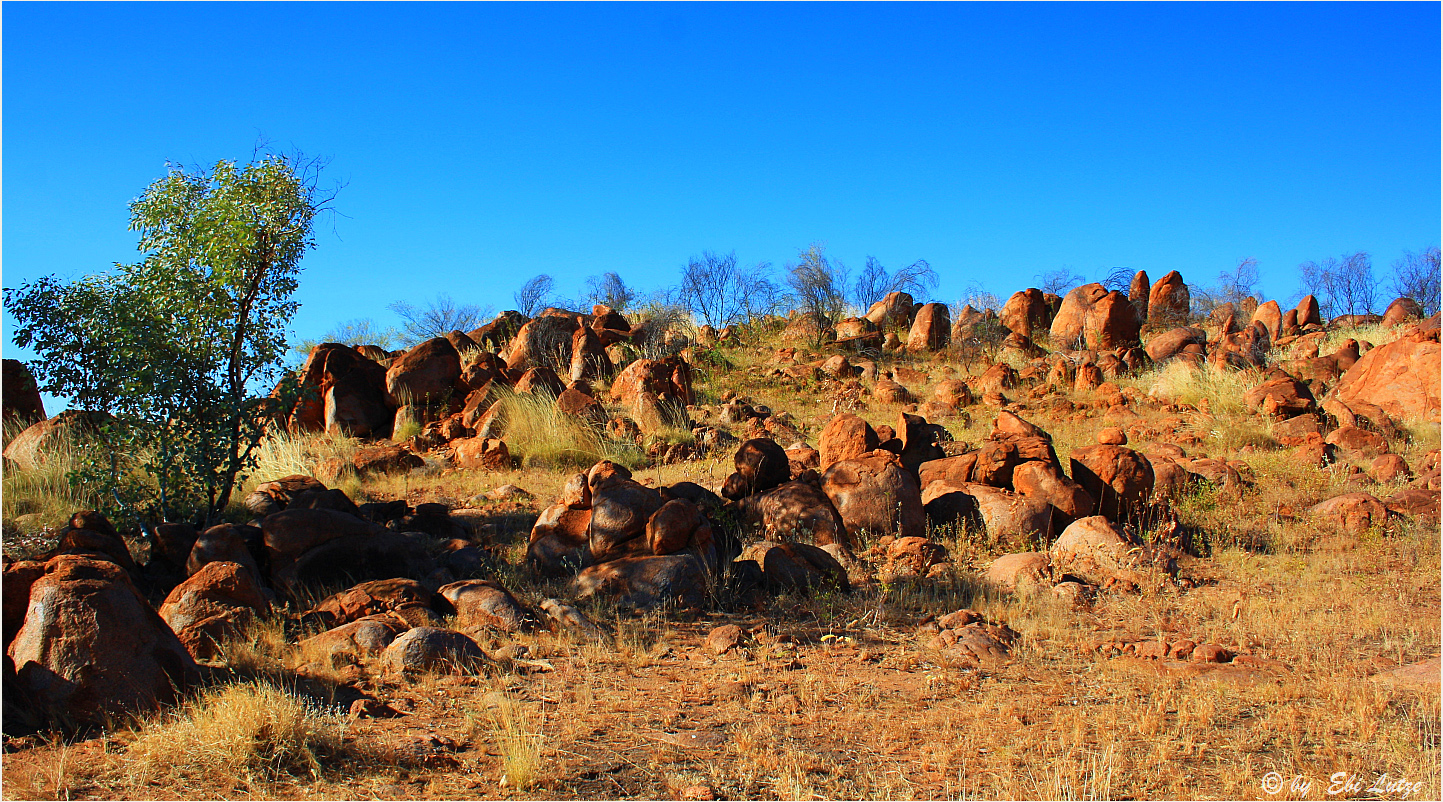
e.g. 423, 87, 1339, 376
6, 151, 335, 526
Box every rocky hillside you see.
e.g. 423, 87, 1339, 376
2, 274, 1438, 800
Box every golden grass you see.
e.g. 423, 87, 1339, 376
0, 418, 120, 543
1318, 321, 1409, 354
122, 681, 344, 791
246, 429, 359, 485
469, 689, 545, 790
492, 387, 644, 470
1126, 359, 1262, 415
2, 738, 75, 801
393, 416, 424, 442
218, 613, 297, 677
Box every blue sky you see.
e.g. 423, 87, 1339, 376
3, 2, 1438, 409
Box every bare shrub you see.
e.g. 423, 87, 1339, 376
677, 251, 785, 328
1298, 252, 1379, 318
1035, 267, 1085, 295
785, 243, 849, 334
1390, 247, 1441, 316
583, 271, 636, 311
513, 274, 555, 317
851, 256, 937, 310
389, 294, 491, 346
1096, 266, 1134, 293
1191, 257, 1262, 317
292, 318, 399, 354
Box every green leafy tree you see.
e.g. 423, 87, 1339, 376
5, 152, 334, 526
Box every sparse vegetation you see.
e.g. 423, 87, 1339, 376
122, 681, 344, 790
1191, 257, 1264, 315
493, 387, 645, 469
850, 255, 938, 310
471, 690, 545, 790
389, 293, 492, 346
4, 264, 1439, 801
1391, 247, 1442, 317
786, 242, 850, 336
678, 251, 785, 328
514, 274, 556, 317
1299, 251, 1381, 318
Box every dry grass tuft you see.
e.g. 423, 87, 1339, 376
123, 681, 344, 790
1318, 321, 1407, 354
3, 738, 76, 801
218, 614, 297, 677
1, 419, 107, 540
393, 416, 424, 442
1131, 359, 1261, 415
247, 429, 359, 483
469, 689, 545, 790
493, 387, 644, 470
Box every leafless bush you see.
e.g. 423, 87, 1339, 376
785, 243, 849, 332
1298, 252, 1378, 318
388, 294, 490, 346
1036, 268, 1085, 295
1390, 247, 1440, 316
677, 251, 785, 328
514, 274, 555, 317
292, 318, 398, 354
1096, 266, 1134, 293
851, 256, 937, 310
583, 272, 636, 311
1191, 257, 1263, 317
954, 281, 1001, 313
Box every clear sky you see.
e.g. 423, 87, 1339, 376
3, 2, 1439, 409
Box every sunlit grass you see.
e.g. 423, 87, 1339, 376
492, 387, 644, 470
1123, 359, 1261, 415
123, 681, 344, 790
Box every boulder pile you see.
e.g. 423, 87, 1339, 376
251, 304, 705, 472
5, 268, 1439, 740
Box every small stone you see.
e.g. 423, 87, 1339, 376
711, 681, 750, 700
1134, 641, 1167, 659
772, 692, 802, 714
491, 643, 531, 662
1050, 581, 1093, 609
704, 624, 745, 656
349, 698, 403, 719
486, 484, 533, 501
1096, 427, 1128, 445
1166, 639, 1197, 659
937, 609, 984, 630
1191, 643, 1232, 663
